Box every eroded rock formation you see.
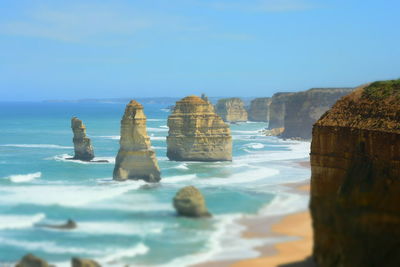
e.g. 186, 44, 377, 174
72, 258, 101, 267
268, 92, 293, 129
281, 88, 353, 139
173, 186, 211, 217
215, 98, 248, 122
167, 96, 232, 161
16, 254, 50, 267
248, 97, 271, 122
71, 117, 95, 161
310, 80, 400, 267
113, 100, 161, 182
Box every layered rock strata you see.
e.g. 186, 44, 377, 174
71, 117, 95, 161
268, 92, 294, 129
310, 80, 400, 267
173, 186, 211, 217
248, 97, 271, 122
167, 96, 232, 161
281, 88, 353, 139
215, 98, 248, 122
113, 100, 161, 182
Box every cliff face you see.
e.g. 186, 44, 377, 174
268, 93, 293, 129
167, 96, 232, 161
248, 97, 271, 122
281, 88, 353, 139
113, 100, 161, 182
71, 117, 95, 161
215, 98, 248, 122
310, 80, 400, 267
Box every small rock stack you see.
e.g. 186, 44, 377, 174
71, 117, 95, 161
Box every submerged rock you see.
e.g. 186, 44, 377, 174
167, 96, 232, 161
310, 80, 400, 267
16, 254, 50, 267
281, 87, 353, 139
113, 100, 161, 182
173, 186, 211, 217
72, 258, 101, 267
248, 97, 271, 122
36, 219, 77, 230
215, 98, 248, 122
71, 117, 95, 161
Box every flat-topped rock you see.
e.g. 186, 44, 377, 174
71, 117, 95, 161
281, 87, 353, 139
113, 100, 161, 182
248, 97, 271, 122
167, 95, 232, 161
215, 98, 248, 122
268, 92, 294, 129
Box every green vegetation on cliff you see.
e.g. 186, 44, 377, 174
363, 79, 400, 100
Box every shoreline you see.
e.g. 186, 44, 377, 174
194, 161, 313, 267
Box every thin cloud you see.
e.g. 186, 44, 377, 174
208, 0, 316, 12
0, 3, 152, 43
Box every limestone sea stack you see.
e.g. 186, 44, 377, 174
173, 186, 211, 217
268, 92, 294, 129
281, 88, 353, 139
215, 97, 248, 122
167, 96, 232, 161
113, 100, 161, 182
248, 97, 271, 122
71, 117, 95, 161
310, 80, 400, 267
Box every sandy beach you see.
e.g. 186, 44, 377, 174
195, 161, 314, 267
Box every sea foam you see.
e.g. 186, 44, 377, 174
0, 213, 45, 230
7, 172, 42, 183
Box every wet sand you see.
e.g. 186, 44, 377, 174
194, 161, 313, 267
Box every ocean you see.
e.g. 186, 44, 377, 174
0, 101, 310, 266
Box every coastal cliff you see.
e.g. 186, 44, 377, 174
167, 96, 232, 161
310, 80, 400, 267
281, 88, 353, 139
215, 98, 248, 122
71, 117, 95, 161
113, 100, 161, 182
248, 97, 271, 122
268, 93, 293, 129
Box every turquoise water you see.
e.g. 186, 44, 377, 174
0, 102, 310, 266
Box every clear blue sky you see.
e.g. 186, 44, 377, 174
1, 0, 399, 101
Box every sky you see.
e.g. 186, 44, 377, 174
0, 0, 399, 101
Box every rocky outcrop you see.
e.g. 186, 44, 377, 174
16, 254, 50, 267
310, 80, 400, 267
71, 117, 95, 161
262, 127, 284, 136
281, 88, 353, 139
268, 93, 293, 129
113, 100, 161, 182
248, 98, 271, 122
167, 96, 232, 161
215, 98, 248, 122
36, 219, 77, 230
72, 258, 101, 267
173, 186, 211, 217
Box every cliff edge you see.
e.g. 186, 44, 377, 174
310, 79, 400, 267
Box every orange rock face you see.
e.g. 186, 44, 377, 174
310, 80, 400, 267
